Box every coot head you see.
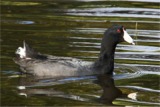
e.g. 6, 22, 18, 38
96, 25, 134, 75
100, 25, 134, 54
105, 25, 134, 44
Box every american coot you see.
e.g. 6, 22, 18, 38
13, 25, 135, 77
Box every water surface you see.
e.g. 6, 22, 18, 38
1, 0, 160, 106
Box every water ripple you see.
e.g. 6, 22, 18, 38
65, 7, 159, 18
117, 98, 160, 105
118, 86, 160, 93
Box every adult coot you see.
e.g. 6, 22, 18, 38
13, 25, 135, 77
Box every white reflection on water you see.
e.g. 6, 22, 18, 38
65, 8, 159, 18
17, 20, 35, 24
74, 0, 160, 3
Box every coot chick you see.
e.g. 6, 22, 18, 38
13, 25, 134, 77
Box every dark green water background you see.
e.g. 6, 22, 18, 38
1, 0, 160, 106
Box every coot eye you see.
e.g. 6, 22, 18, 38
117, 29, 121, 33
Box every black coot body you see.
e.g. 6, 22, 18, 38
13, 25, 134, 77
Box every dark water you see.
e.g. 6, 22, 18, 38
1, 0, 160, 106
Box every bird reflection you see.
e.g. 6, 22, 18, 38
94, 74, 123, 105
17, 74, 136, 105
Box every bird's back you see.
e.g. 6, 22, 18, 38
13, 54, 94, 77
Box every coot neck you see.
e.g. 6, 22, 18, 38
99, 42, 117, 64
94, 41, 117, 75
100, 42, 117, 56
